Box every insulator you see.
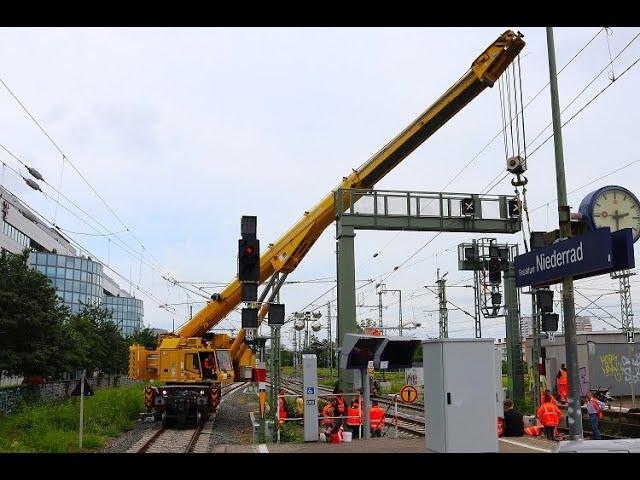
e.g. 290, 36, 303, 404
27, 166, 44, 181
24, 178, 42, 191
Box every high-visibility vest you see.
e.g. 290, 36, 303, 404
347, 404, 361, 426
557, 369, 568, 386
336, 397, 345, 414
524, 425, 543, 436
322, 404, 333, 426
537, 402, 561, 427
278, 397, 288, 420
591, 398, 603, 419
370, 406, 385, 430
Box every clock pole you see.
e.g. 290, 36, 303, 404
546, 27, 583, 440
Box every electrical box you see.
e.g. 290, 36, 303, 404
423, 338, 498, 453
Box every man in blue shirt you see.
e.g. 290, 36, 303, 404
585, 390, 608, 440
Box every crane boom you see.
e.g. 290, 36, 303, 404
175, 30, 524, 342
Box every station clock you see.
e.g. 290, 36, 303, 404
578, 185, 640, 243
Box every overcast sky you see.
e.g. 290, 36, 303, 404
1, 27, 639, 345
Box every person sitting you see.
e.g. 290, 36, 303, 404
202, 354, 215, 379
502, 399, 524, 437
322, 399, 342, 441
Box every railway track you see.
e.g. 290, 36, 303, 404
129, 381, 247, 453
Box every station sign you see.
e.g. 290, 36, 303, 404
514, 227, 634, 288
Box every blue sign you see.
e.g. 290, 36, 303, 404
306, 387, 315, 395
515, 228, 615, 288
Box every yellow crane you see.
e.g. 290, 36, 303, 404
130, 30, 525, 425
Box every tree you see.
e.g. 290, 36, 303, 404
127, 326, 159, 350
66, 304, 128, 376
0, 249, 71, 379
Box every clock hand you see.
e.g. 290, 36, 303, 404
615, 209, 620, 230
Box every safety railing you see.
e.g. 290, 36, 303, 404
277, 392, 364, 440
335, 188, 514, 221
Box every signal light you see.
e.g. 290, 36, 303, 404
461, 198, 475, 217
508, 198, 521, 218
242, 308, 259, 329
488, 257, 502, 284
535, 289, 554, 312
268, 303, 285, 326
541, 313, 559, 332
238, 238, 260, 282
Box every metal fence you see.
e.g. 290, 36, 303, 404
0, 375, 140, 415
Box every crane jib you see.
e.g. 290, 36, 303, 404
358, 77, 486, 189
144, 30, 525, 371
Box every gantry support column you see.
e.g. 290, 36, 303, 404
336, 223, 358, 392
504, 261, 524, 408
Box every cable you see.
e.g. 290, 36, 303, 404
0, 74, 179, 286
439, 28, 605, 193
0, 182, 181, 319
482, 49, 640, 198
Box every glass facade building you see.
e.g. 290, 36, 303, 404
27, 252, 143, 336
2, 219, 30, 249
103, 295, 144, 337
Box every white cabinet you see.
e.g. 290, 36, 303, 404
423, 338, 499, 453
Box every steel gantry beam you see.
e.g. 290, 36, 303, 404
335, 188, 521, 391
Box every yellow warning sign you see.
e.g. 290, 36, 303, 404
399, 384, 418, 404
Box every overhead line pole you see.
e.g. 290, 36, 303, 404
546, 27, 583, 440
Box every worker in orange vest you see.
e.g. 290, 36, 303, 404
536, 393, 562, 440
556, 364, 568, 404
278, 388, 288, 423
322, 400, 334, 428
369, 400, 385, 437
524, 425, 544, 436
335, 389, 346, 416
347, 397, 362, 439
540, 389, 558, 406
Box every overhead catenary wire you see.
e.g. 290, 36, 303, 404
481, 40, 640, 198
0, 74, 180, 288
0, 143, 199, 303
0, 180, 182, 319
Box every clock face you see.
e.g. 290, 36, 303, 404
591, 187, 640, 241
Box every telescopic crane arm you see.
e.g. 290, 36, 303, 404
173, 30, 525, 346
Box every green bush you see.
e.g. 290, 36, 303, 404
278, 421, 303, 443
0, 383, 147, 452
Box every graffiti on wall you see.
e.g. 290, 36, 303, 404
599, 352, 640, 384
591, 344, 640, 395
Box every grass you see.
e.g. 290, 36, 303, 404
0, 383, 147, 453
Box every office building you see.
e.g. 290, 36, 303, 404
1, 185, 143, 336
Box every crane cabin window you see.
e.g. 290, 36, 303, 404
185, 353, 201, 375
216, 350, 232, 371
